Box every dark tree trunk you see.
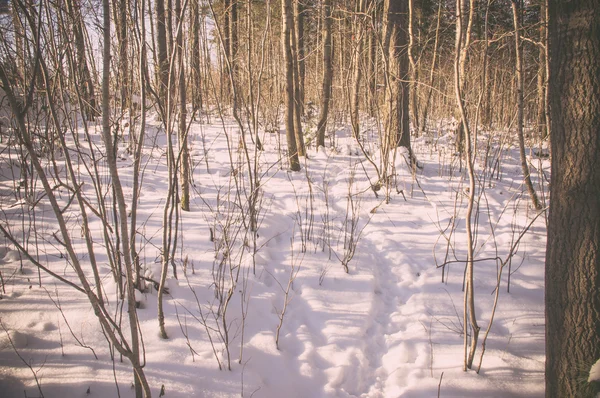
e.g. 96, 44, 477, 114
316, 0, 333, 149
545, 0, 600, 396
156, 0, 169, 106
384, 0, 411, 152
282, 0, 300, 170
290, 2, 305, 157
350, 0, 365, 140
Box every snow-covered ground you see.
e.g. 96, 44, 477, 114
0, 115, 548, 397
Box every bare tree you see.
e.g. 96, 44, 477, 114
350, 0, 366, 140
382, 0, 412, 153
316, 0, 333, 149
66, 0, 98, 119
454, 0, 479, 371
282, 0, 300, 170
511, 0, 542, 211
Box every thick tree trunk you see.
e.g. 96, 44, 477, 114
546, 0, 600, 396
290, 5, 306, 157
383, 0, 411, 152
316, 0, 333, 149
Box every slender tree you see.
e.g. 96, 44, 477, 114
156, 0, 169, 104
282, 0, 300, 170
66, 0, 98, 119
177, 0, 189, 210
190, 0, 203, 112
350, 0, 365, 140
545, 0, 600, 396
512, 0, 542, 210
315, 0, 333, 149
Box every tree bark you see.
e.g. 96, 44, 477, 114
383, 0, 411, 152
316, 0, 333, 149
546, 0, 600, 396
290, 2, 306, 157
282, 0, 300, 170
156, 0, 169, 106
350, 0, 365, 140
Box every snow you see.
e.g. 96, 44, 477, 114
590, 358, 600, 383
0, 116, 549, 397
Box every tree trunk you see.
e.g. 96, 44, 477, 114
290, 5, 306, 157
536, 0, 547, 139
454, 0, 479, 371
190, 0, 202, 112
407, 0, 419, 133
114, 0, 129, 109
546, 0, 600, 396
383, 0, 411, 152
316, 0, 333, 149
366, 8, 376, 117
177, 0, 189, 211
350, 0, 365, 140
156, 0, 169, 106
282, 0, 300, 170
230, 0, 238, 110
222, 0, 231, 102
294, 0, 305, 111
512, 0, 542, 211
101, 0, 150, 395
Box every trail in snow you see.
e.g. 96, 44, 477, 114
0, 121, 547, 397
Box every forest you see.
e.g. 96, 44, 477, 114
0, 0, 598, 397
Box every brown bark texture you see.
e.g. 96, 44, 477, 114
545, 0, 600, 396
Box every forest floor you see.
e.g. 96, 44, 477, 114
0, 114, 548, 397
